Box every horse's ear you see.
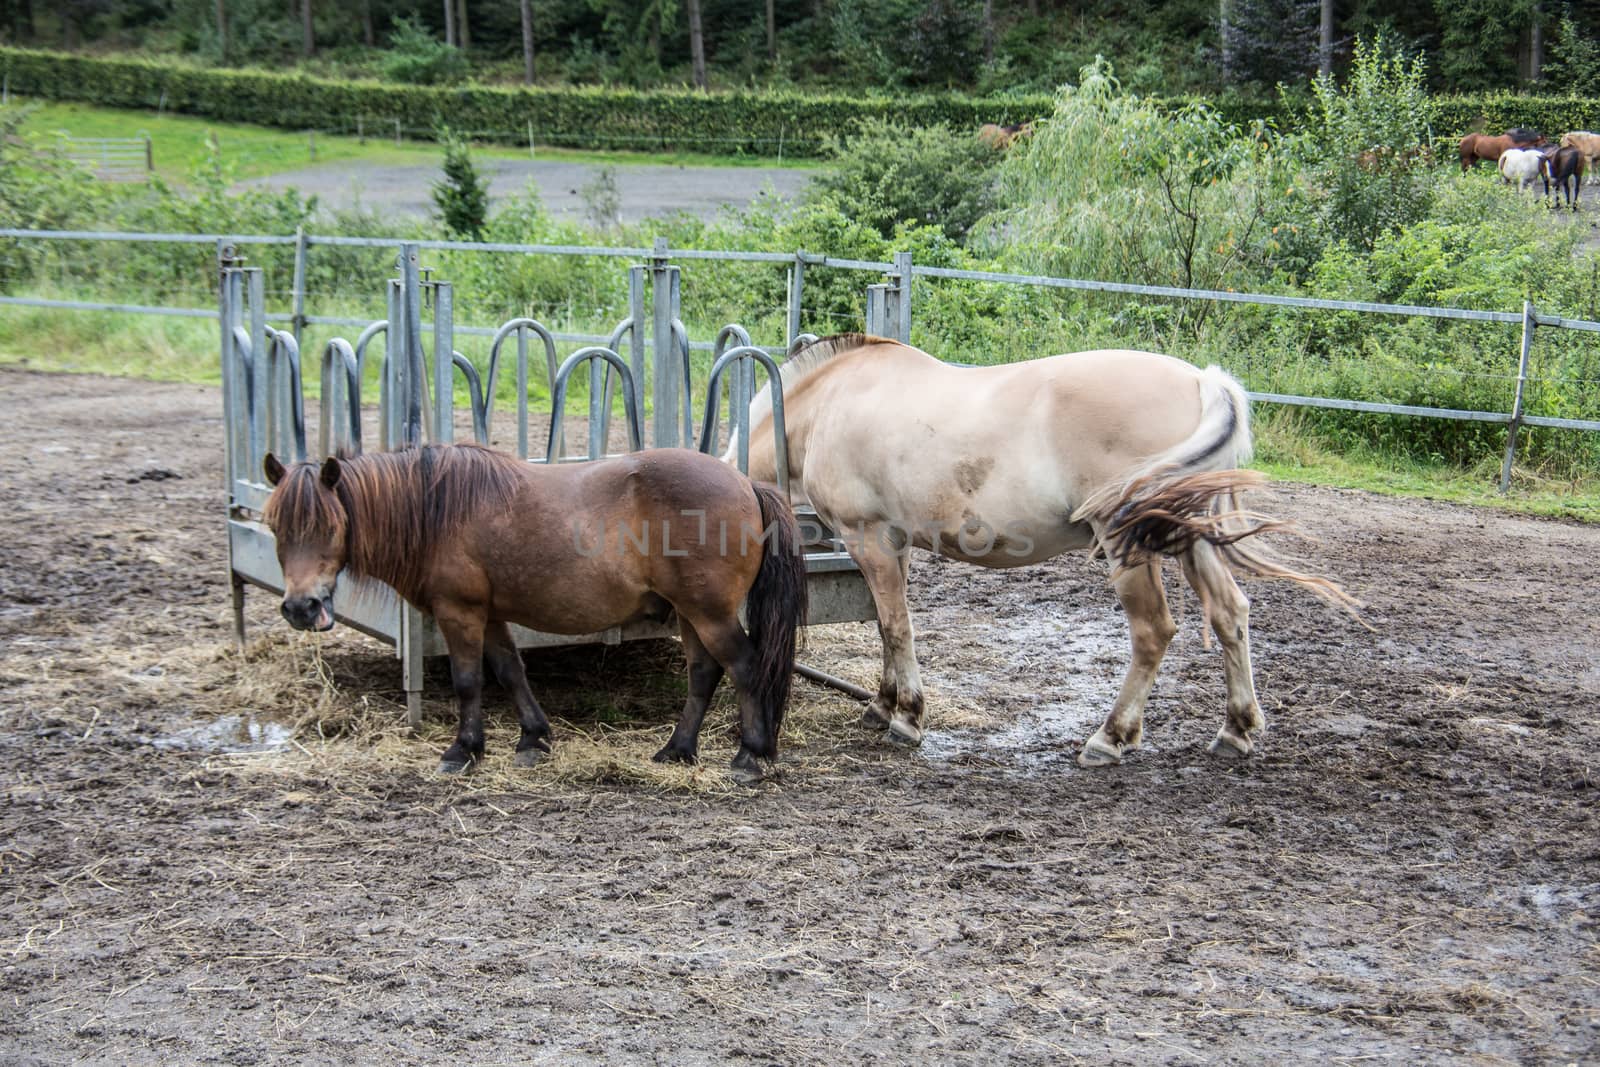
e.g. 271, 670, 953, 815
264, 453, 286, 487
319, 455, 342, 490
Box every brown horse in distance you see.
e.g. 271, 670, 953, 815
978, 122, 1034, 151
262, 444, 807, 781
1459, 128, 1548, 172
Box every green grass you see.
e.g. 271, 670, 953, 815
1254, 409, 1600, 521
10, 97, 823, 184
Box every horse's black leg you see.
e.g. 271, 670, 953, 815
435, 611, 487, 774
484, 621, 554, 767
652, 620, 725, 765
685, 617, 767, 783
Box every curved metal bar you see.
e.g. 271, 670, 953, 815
485, 318, 560, 457
547, 347, 643, 462
787, 332, 820, 358
231, 324, 255, 415
265, 327, 308, 462
319, 338, 362, 457
669, 318, 695, 448
354, 320, 390, 450
697, 345, 789, 499
713, 323, 752, 357
451, 350, 489, 444
599, 316, 635, 451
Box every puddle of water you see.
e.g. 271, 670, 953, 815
151, 714, 294, 754
917, 610, 1129, 770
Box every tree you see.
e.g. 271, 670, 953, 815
686, 0, 707, 87
300, 0, 312, 56
1319, 0, 1334, 76
1221, 0, 1319, 87
520, 0, 535, 82
432, 127, 489, 240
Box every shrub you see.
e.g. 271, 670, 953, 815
808, 118, 1001, 242
381, 17, 468, 87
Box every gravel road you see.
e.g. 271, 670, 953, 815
237, 158, 815, 224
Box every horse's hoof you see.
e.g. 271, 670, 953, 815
652, 745, 696, 765
437, 758, 472, 775
512, 748, 545, 768
1208, 728, 1253, 759
1077, 731, 1123, 768
860, 705, 891, 730
729, 749, 767, 785
885, 718, 924, 747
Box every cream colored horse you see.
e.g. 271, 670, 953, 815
730, 334, 1355, 766
1559, 131, 1600, 185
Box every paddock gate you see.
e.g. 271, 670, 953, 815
217, 242, 876, 726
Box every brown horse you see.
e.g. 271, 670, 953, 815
262, 444, 807, 780
1459, 129, 1547, 172
978, 122, 1034, 150
729, 335, 1358, 766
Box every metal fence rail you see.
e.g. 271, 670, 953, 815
2, 227, 1598, 491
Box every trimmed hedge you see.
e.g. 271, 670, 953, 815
1434, 94, 1600, 140
8, 47, 1599, 159
0, 46, 1054, 158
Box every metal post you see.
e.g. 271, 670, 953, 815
383, 278, 403, 450
787, 255, 806, 348
1499, 300, 1536, 493
893, 250, 913, 343
649, 237, 680, 449
865, 284, 887, 337
400, 244, 424, 448
627, 266, 647, 428
143, 135, 153, 172
247, 269, 268, 480
432, 280, 455, 444
400, 603, 424, 731
291, 225, 308, 348
218, 253, 242, 496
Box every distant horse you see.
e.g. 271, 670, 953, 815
728, 335, 1359, 767
1499, 147, 1544, 193
1459, 129, 1547, 171
1541, 145, 1584, 209
978, 122, 1034, 150
262, 444, 807, 781
1559, 131, 1600, 184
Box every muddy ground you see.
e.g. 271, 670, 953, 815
1, 367, 1597, 1064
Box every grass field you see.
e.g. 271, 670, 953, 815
10, 97, 823, 183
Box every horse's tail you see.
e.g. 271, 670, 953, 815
1072, 367, 1362, 618
745, 481, 809, 757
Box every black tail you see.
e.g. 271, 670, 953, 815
745, 482, 808, 757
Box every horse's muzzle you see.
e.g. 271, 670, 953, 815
282, 594, 336, 632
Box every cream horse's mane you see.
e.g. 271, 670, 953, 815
735, 333, 894, 453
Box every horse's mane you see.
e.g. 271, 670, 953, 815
268, 444, 524, 602
739, 333, 894, 447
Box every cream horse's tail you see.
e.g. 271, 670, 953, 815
1072, 366, 1361, 616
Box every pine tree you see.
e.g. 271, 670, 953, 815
431, 127, 489, 240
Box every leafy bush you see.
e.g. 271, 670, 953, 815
381, 17, 468, 87
809, 119, 1001, 242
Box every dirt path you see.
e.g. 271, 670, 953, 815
1, 368, 1597, 1063
236, 159, 814, 224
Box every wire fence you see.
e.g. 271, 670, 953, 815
2, 227, 1598, 491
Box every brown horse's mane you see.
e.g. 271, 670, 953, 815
267, 444, 525, 602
